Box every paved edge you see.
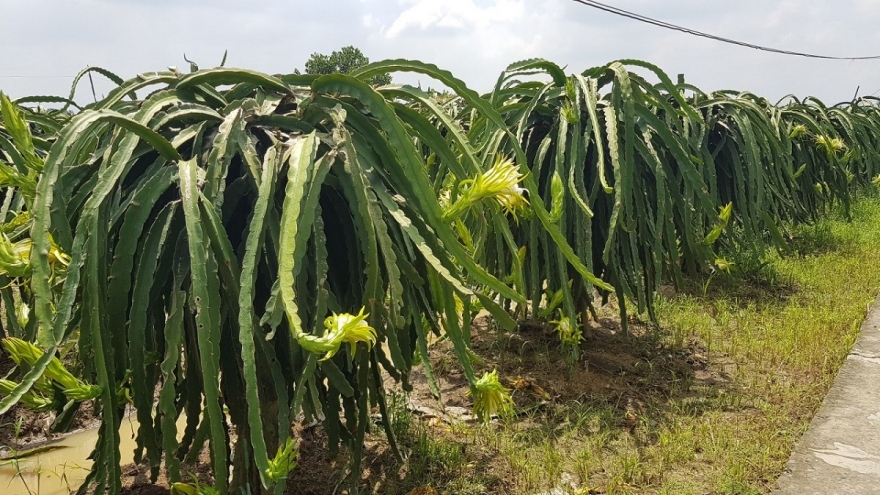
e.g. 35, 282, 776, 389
773, 297, 880, 494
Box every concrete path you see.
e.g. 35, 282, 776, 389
774, 299, 880, 494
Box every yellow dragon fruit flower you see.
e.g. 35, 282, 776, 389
552, 315, 584, 366
297, 307, 377, 361
442, 156, 529, 220
170, 480, 221, 495
0, 234, 30, 278
0, 233, 70, 278
814, 135, 847, 158
1, 337, 101, 401
469, 369, 515, 422
0, 378, 55, 411
549, 171, 565, 223
324, 307, 377, 358
828, 137, 847, 152
788, 124, 808, 139
714, 258, 733, 274
552, 316, 583, 348
264, 437, 299, 483
477, 156, 530, 216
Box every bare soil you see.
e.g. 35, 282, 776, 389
279, 311, 729, 494
1, 311, 726, 495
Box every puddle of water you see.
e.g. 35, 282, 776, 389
1, 415, 183, 495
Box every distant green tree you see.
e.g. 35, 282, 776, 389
304, 45, 392, 86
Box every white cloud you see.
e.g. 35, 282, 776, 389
367, 0, 554, 90
384, 0, 526, 38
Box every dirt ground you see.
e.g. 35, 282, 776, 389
2, 309, 722, 495
279, 310, 726, 494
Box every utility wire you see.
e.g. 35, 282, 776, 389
570, 0, 880, 60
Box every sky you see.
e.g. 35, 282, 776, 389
2, 0, 880, 104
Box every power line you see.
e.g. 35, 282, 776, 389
570, 0, 880, 60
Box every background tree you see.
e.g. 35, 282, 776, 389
304, 45, 392, 85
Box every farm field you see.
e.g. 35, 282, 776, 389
1, 57, 880, 494
311, 193, 879, 495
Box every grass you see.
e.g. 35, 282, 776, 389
365, 192, 880, 495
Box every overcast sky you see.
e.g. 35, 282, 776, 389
3, 0, 880, 104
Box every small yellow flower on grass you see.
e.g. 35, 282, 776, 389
469, 369, 515, 422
